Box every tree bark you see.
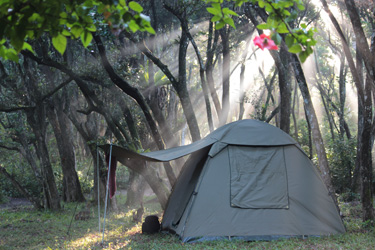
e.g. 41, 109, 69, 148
124, 31, 201, 142
206, 22, 222, 120
26, 107, 61, 210
47, 101, 85, 203
164, 3, 214, 132
276, 45, 292, 134
291, 54, 339, 209
359, 75, 374, 222
219, 26, 231, 126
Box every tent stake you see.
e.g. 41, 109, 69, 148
102, 141, 113, 244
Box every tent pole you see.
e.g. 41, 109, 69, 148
102, 141, 113, 244
97, 143, 100, 233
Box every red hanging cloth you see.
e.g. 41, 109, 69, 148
105, 153, 117, 199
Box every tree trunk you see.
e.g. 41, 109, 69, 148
292, 81, 299, 142
219, 26, 231, 126
47, 101, 85, 203
359, 74, 374, 222
26, 107, 61, 210
275, 45, 291, 134
124, 170, 147, 208
292, 55, 339, 209
164, 4, 214, 132
206, 23, 222, 120
177, 31, 201, 141
338, 53, 350, 139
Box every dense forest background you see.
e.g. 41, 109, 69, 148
0, 0, 374, 223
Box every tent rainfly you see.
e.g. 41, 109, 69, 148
105, 119, 346, 243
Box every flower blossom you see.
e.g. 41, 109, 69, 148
253, 34, 278, 51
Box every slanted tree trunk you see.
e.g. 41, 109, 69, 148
206, 22, 222, 120
292, 54, 338, 209
21, 57, 60, 210
219, 26, 231, 126
124, 29, 201, 142
47, 101, 85, 203
177, 30, 202, 141
26, 107, 61, 210
165, 4, 214, 132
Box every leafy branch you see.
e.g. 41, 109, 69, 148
205, 0, 317, 62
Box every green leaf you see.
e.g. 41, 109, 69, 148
144, 25, 155, 34
215, 20, 225, 29
256, 23, 269, 30
129, 1, 143, 13
288, 44, 302, 54
297, 4, 305, 11
62, 29, 71, 36
22, 42, 34, 53
86, 24, 97, 32
276, 22, 289, 34
272, 33, 282, 45
129, 20, 140, 33
299, 51, 308, 63
6, 48, 19, 62
266, 15, 280, 28
211, 3, 222, 10
222, 8, 238, 16
80, 31, 93, 48
207, 7, 222, 16
119, 0, 126, 6
285, 35, 294, 47
211, 15, 221, 22
71, 25, 83, 38
52, 33, 67, 55
224, 17, 235, 29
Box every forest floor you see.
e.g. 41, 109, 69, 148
1, 192, 375, 250
0, 197, 32, 210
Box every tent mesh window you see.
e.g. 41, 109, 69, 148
229, 146, 289, 209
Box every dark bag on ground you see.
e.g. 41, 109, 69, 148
142, 215, 160, 234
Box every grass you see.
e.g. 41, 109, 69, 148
1, 194, 375, 250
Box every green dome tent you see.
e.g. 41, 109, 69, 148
105, 119, 345, 242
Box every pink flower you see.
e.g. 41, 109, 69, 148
253, 34, 278, 50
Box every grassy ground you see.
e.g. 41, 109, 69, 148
1, 194, 374, 250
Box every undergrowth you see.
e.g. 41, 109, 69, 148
1, 194, 374, 250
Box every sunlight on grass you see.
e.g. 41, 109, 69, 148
1, 193, 375, 250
